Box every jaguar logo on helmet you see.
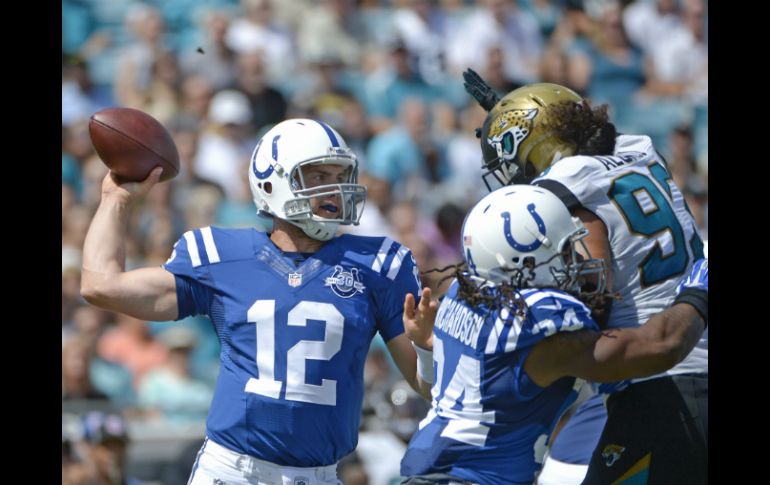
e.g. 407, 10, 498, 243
487, 109, 538, 163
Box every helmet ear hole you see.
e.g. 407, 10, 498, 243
512, 257, 520, 263
263, 182, 272, 194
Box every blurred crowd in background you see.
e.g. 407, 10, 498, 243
62, 0, 707, 483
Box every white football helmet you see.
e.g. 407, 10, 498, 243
248, 119, 367, 241
461, 185, 605, 295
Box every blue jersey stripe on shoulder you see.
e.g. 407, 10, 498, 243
380, 243, 401, 278
386, 245, 411, 280
193, 230, 210, 266
370, 237, 400, 277
371, 237, 394, 273
315, 120, 339, 147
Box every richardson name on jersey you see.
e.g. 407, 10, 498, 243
434, 296, 485, 348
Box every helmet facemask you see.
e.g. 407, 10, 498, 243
459, 186, 608, 316
480, 109, 533, 191
285, 152, 367, 228
482, 222, 606, 300
548, 226, 606, 298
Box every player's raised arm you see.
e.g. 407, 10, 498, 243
378, 252, 435, 401
403, 287, 438, 351
81, 169, 178, 321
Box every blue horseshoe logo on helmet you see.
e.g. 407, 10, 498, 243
251, 136, 277, 180
500, 203, 547, 252
465, 248, 478, 275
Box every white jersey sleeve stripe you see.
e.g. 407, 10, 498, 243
371, 238, 395, 273
524, 290, 589, 313
504, 314, 524, 353
485, 308, 509, 354
201, 227, 221, 264
183, 231, 202, 268
386, 246, 410, 280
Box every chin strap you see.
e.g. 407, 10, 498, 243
288, 218, 338, 242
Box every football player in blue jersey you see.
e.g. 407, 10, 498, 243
536, 391, 607, 485
399, 185, 708, 485
81, 119, 434, 485
464, 71, 707, 484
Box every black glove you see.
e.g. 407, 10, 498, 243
462, 68, 501, 112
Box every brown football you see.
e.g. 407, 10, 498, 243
89, 107, 180, 182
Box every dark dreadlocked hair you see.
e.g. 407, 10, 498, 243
424, 262, 531, 318
545, 99, 617, 156
423, 253, 620, 326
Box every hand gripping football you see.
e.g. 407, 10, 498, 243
89, 107, 180, 182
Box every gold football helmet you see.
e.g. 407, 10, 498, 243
480, 83, 583, 189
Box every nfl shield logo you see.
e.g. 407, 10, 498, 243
288, 272, 302, 287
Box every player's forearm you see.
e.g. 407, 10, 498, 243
387, 335, 433, 401
594, 304, 704, 380
640, 303, 704, 367
81, 195, 132, 301
414, 377, 433, 401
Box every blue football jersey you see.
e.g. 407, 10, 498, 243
548, 393, 607, 465
163, 227, 420, 466
400, 283, 599, 485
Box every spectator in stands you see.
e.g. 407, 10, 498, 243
138, 327, 214, 424
447, 0, 543, 85
566, 0, 645, 109
180, 9, 237, 92
225, 0, 296, 81
231, 52, 287, 132
114, 4, 169, 110
366, 97, 449, 198
78, 411, 145, 485
193, 89, 256, 201
97, 313, 169, 389
63, 337, 109, 402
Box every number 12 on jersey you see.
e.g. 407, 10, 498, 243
244, 300, 343, 406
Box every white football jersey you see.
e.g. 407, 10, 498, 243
534, 134, 707, 379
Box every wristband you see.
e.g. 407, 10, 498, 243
673, 288, 708, 329
412, 341, 434, 384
